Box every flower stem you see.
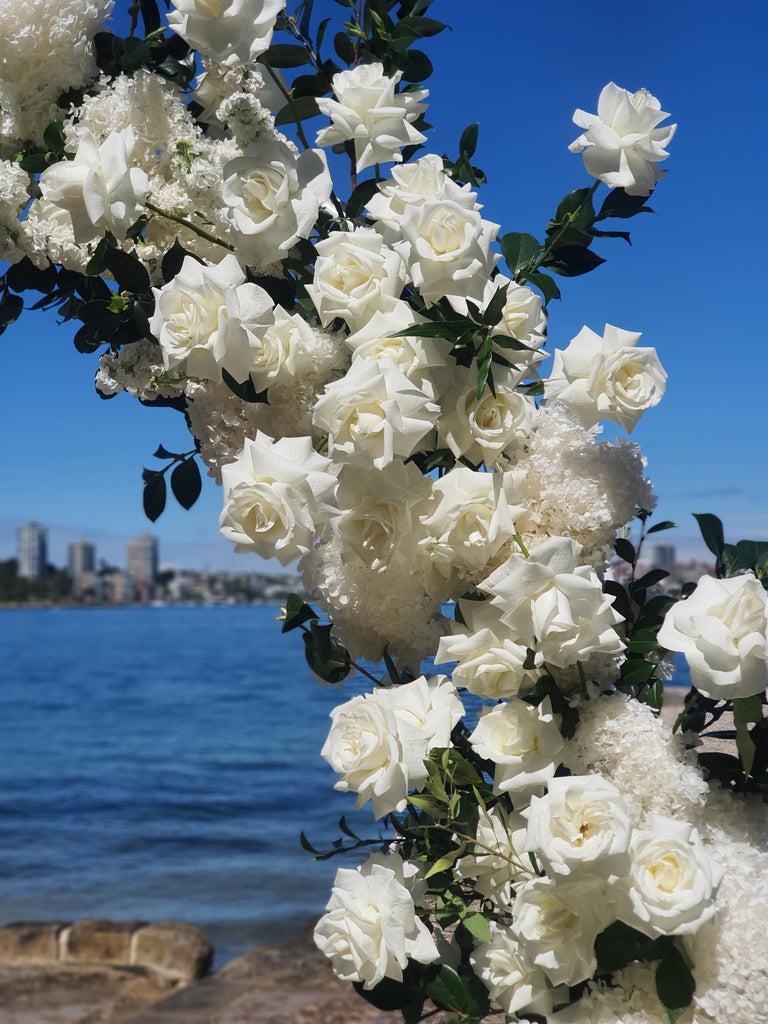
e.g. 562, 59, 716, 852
516, 179, 600, 284
145, 201, 234, 252
260, 58, 312, 151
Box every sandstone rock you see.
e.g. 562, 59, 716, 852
64, 919, 146, 964
0, 921, 69, 962
131, 922, 213, 981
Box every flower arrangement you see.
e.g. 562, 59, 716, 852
1, 2, 767, 1022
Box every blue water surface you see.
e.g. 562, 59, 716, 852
0, 605, 375, 965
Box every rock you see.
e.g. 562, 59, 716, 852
64, 920, 146, 965
130, 922, 213, 982
0, 921, 68, 962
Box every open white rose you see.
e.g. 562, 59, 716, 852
307, 228, 406, 331
395, 195, 499, 306
525, 775, 632, 878
316, 62, 428, 172
436, 598, 537, 700
513, 876, 615, 987
247, 305, 319, 389
468, 697, 564, 799
150, 253, 273, 382
616, 815, 721, 937
39, 127, 148, 243
167, 0, 285, 65
222, 143, 331, 265
314, 852, 439, 990
657, 573, 768, 700
438, 371, 535, 466
312, 357, 439, 469
470, 920, 553, 1017
546, 323, 667, 433
482, 536, 626, 669
219, 432, 337, 564
569, 82, 677, 196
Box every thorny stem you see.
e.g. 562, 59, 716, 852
145, 202, 235, 252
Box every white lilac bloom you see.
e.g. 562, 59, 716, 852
149, 253, 273, 382
167, 0, 285, 66
525, 775, 633, 878
39, 128, 148, 244
307, 227, 406, 331
314, 852, 439, 989
513, 876, 616, 987
569, 83, 676, 196
468, 697, 564, 800
545, 323, 667, 433
657, 573, 768, 700
316, 62, 428, 173
436, 598, 538, 701
222, 142, 332, 265
312, 357, 439, 469
395, 194, 499, 307
470, 920, 553, 1017
616, 814, 721, 938
481, 535, 626, 669
219, 431, 337, 565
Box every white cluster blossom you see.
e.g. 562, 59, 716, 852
95, 339, 186, 402
0, 160, 31, 263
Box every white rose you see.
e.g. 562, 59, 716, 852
569, 82, 677, 196
657, 573, 768, 700
167, 0, 285, 65
312, 357, 439, 469
222, 143, 331, 265
395, 195, 499, 306
419, 467, 524, 585
513, 876, 615, 987
436, 598, 536, 700
39, 128, 148, 243
468, 697, 564, 799
248, 305, 319, 389
314, 852, 439, 990
367, 153, 478, 242
307, 228, 406, 331
482, 536, 626, 669
546, 323, 667, 433
377, 674, 464, 787
345, 304, 445, 390
470, 921, 553, 1017
438, 372, 535, 466
616, 815, 721, 937
321, 690, 410, 818
316, 62, 428, 173
150, 253, 273, 382
219, 432, 337, 565
525, 775, 632, 878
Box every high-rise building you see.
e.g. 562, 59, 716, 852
68, 539, 96, 598
647, 542, 676, 574
126, 533, 159, 602
17, 522, 48, 579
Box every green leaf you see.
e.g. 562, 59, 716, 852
0, 291, 23, 333
291, 72, 329, 98
693, 513, 725, 562
43, 120, 66, 154
424, 846, 463, 879
161, 239, 194, 283
595, 187, 655, 221
274, 95, 320, 126
459, 123, 479, 160
656, 940, 695, 1022
281, 593, 318, 633
142, 472, 166, 522
170, 457, 202, 510
103, 248, 151, 295
462, 912, 491, 943
734, 694, 762, 777
614, 537, 636, 564
525, 270, 561, 304
303, 621, 351, 684
392, 15, 447, 40
221, 368, 269, 403
647, 520, 678, 534
427, 965, 479, 1017
346, 177, 383, 218
500, 232, 542, 277
17, 152, 50, 173
544, 245, 606, 277
723, 539, 768, 577
262, 43, 311, 67
622, 658, 656, 687
334, 31, 356, 63
5, 257, 57, 294
632, 568, 670, 591
153, 444, 177, 460
407, 793, 447, 816
595, 920, 657, 973
400, 49, 433, 82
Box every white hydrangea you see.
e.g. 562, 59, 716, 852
0, 159, 31, 263
0, 0, 114, 154
95, 339, 186, 402
184, 379, 268, 482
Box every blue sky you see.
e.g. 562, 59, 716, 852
1, 0, 766, 572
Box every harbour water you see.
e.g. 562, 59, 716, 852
0, 604, 690, 966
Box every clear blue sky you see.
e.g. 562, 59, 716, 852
1, 0, 766, 572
